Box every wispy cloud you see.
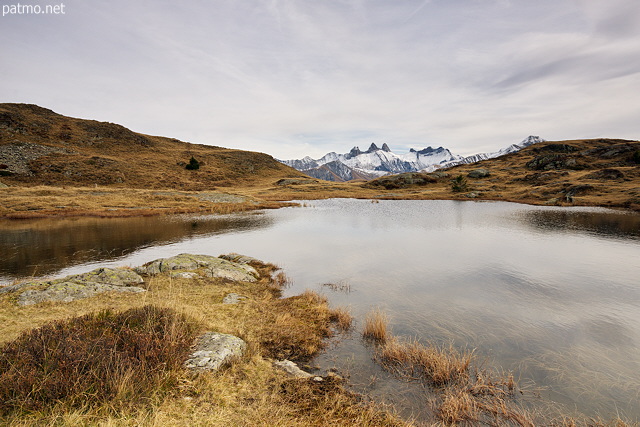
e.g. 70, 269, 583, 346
1, 0, 638, 159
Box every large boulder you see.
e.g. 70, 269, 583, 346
184, 332, 247, 371
135, 253, 258, 282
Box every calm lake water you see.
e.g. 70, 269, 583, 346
1, 199, 639, 421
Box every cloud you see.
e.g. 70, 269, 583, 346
1, 0, 638, 159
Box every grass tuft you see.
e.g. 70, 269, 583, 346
329, 306, 354, 331
378, 337, 472, 387
362, 308, 389, 343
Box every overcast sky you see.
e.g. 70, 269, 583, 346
2, 0, 639, 159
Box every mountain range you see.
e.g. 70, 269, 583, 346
281, 136, 545, 182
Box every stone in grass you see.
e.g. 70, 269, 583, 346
184, 332, 247, 372
222, 293, 248, 304
273, 360, 323, 381
467, 168, 490, 178
135, 253, 258, 283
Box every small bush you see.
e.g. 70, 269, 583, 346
0, 305, 199, 415
185, 156, 200, 170
451, 175, 468, 192
633, 150, 640, 164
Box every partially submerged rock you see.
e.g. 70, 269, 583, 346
14, 267, 146, 306
184, 332, 247, 372
135, 253, 258, 282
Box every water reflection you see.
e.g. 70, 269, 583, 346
519, 208, 640, 239
0, 213, 272, 282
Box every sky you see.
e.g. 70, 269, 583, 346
1, 0, 640, 159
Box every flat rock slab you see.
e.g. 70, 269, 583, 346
13, 267, 146, 306
135, 253, 258, 282
222, 293, 248, 304
184, 332, 247, 372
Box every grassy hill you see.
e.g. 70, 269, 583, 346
1, 103, 638, 215
0, 103, 306, 190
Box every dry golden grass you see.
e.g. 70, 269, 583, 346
379, 337, 472, 387
329, 306, 354, 332
0, 261, 408, 426
0, 185, 295, 219
362, 307, 390, 342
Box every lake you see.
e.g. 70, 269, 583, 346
1, 199, 639, 421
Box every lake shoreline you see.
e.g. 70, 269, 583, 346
1, 183, 638, 220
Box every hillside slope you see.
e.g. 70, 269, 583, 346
0, 104, 305, 190
364, 138, 640, 211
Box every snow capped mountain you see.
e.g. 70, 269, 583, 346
280, 136, 544, 182
432, 135, 545, 171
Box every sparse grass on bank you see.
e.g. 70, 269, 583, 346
361, 308, 639, 426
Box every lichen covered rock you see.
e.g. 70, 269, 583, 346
14, 267, 146, 306
135, 253, 258, 282
184, 332, 247, 371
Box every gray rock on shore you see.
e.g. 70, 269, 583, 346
135, 253, 258, 282
184, 332, 247, 371
14, 267, 146, 306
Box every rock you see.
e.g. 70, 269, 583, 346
67, 267, 144, 287
584, 168, 625, 180
170, 272, 201, 279
273, 360, 315, 379
365, 172, 437, 190
0, 181, 7, 188
465, 192, 479, 198
275, 178, 317, 186
526, 154, 584, 171
219, 253, 260, 265
184, 332, 247, 372
467, 169, 490, 178
135, 253, 258, 282
18, 282, 145, 306
10, 267, 145, 306
222, 293, 247, 304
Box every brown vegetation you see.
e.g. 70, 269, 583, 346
0, 259, 406, 425
362, 307, 390, 342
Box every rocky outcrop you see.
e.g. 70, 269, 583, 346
184, 332, 247, 371
0, 141, 75, 175
13, 267, 146, 306
467, 168, 490, 178
135, 253, 258, 282
365, 172, 438, 189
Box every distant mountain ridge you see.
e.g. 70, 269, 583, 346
281, 136, 545, 182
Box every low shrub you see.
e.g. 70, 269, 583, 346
451, 175, 468, 192
0, 305, 199, 415
185, 156, 200, 170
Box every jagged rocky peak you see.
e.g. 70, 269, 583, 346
381, 143, 391, 152
348, 146, 362, 158
366, 143, 379, 153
